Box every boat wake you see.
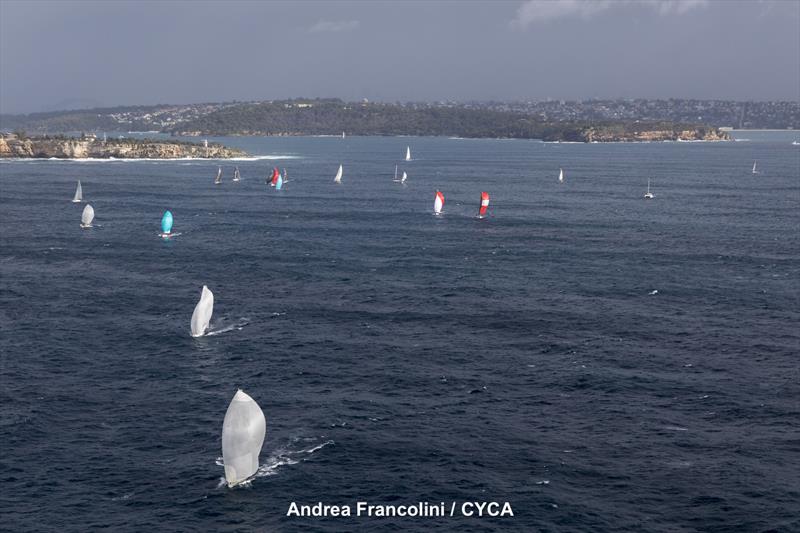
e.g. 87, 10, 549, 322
215, 436, 334, 488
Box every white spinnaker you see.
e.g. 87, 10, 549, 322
434, 192, 444, 214
81, 204, 94, 226
334, 164, 343, 184
222, 389, 266, 487
190, 285, 214, 337
73, 181, 82, 202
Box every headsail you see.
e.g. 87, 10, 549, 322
161, 210, 173, 235
478, 191, 490, 218
72, 180, 83, 202
222, 389, 266, 488
558, 168, 564, 183
401, 171, 407, 184
233, 166, 240, 182
434, 191, 444, 215
80, 204, 94, 227
215, 167, 222, 184
190, 285, 214, 337
334, 164, 343, 184
405, 146, 411, 161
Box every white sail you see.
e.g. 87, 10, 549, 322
405, 146, 411, 161
401, 171, 407, 184
80, 204, 94, 227
434, 191, 444, 215
72, 180, 83, 202
558, 168, 564, 183
334, 164, 343, 184
222, 389, 266, 487
644, 179, 654, 199
190, 285, 214, 337
752, 161, 758, 174
215, 167, 222, 184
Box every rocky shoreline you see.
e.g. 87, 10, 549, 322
0, 134, 246, 159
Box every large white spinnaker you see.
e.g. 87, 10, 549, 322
433, 191, 444, 215
190, 285, 214, 337
80, 204, 94, 228
222, 389, 266, 487
334, 164, 343, 184
72, 180, 83, 202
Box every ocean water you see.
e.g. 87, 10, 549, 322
1, 136, 798, 532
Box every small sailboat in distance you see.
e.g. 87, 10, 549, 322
190, 285, 214, 337
558, 168, 564, 183
334, 164, 343, 184
232, 166, 240, 182
644, 179, 654, 199
270, 167, 280, 187
215, 166, 222, 185
405, 146, 411, 161
478, 192, 490, 218
222, 389, 266, 488
342, 131, 346, 139
72, 180, 83, 202
160, 210, 174, 238
752, 160, 759, 174
80, 204, 94, 228
434, 190, 444, 215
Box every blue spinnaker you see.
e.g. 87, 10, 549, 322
161, 210, 173, 234
275, 175, 283, 190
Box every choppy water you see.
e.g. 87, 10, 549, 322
1, 136, 798, 532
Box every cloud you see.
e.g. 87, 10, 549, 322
511, 0, 709, 28
308, 20, 360, 33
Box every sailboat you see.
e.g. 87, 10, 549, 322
558, 168, 564, 183
214, 167, 222, 185
752, 161, 759, 174
190, 285, 214, 337
160, 210, 174, 238
334, 164, 343, 184
72, 180, 83, 203
342, 131, 346, 139
644, 179, 654, 199
405, 146, 411, 161
270, 167, 280, 187
433, 190, 444, 215
478, 192, 490, 218
232, 166, 240, 182
222, 389, 266, 488
392, 166, 407, 184
80, 204, 94, 228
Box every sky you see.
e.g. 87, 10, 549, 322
0, 0, 798, 114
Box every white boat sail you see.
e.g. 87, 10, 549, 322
72, 180, 83, 202
752, 161, 758, 174
215, 166, 223, 184
405, 146, 411, 161
558, 168, 564, 183
80, 204, 94, 228
400, 171, 407, 184
334, 164, 343, 184
644, 179, 654, 199
433, 191, 444, 215
232, 167, 240, 182
190, 285, 214, 337
222, 389, 266, 488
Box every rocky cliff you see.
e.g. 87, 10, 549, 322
580, 125, 729, 143
0, 134, 245, 159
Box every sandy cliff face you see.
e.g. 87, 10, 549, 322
581, 127, 729, 143
0, 134, 245, 158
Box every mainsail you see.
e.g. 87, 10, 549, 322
222, 389, 266, 487
161, 210, 173, 235
558, 168, 564, 183
190, 285, 214, 337
478, 192, 490, 218
72, 180, 83, 202
434, 191, 444, 215
233, 167, 240, 182
752, 161, 758, 174
215, 167, 222, 184
401, 171, 407, 184
334, 164, 343, 184
405, 146, 411, 161
80, 204, 94, 227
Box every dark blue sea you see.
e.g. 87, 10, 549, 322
1, 135, 798, 532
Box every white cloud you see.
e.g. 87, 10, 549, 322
308, 20, 360, 33
511, 0, 709, 28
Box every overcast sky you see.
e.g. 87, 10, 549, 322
1, 0, 798, 113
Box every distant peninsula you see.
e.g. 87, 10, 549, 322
0, 133, 245, 159
0, 98, 753, 142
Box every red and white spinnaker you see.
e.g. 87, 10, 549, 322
433, 190, 444, 215
478, 191, 490, 218
270, 167, 280, 187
